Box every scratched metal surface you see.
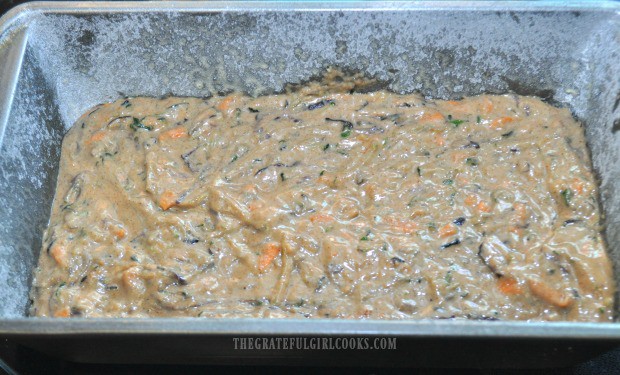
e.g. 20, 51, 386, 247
0, 1, 618, 338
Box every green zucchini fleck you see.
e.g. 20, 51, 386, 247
561, 189, 573, 206
465, 157, 479, 166
130, 117, 152, 131
55, 282, 66, 297
360, 230, 373, 241
448, 116, 465, 127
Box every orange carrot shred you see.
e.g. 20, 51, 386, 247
490, 116, 514, 129
158, 191, 178, 211
50, 243, 66, 266
86, 131, 107, 145
217, 96, 235, 112
158, 126, 187, 142
464, 195, 477, 206
419, 112, 445, 123
258, 243, 281, 272
112, 227, 126, 240
477, 201, 492, 213
438, 224, 457, 238
386, 217, 418, 234
498, 277, 523, 295
54, 307, 71, 318
309, 214, 335, 224
571, 178, 585, 194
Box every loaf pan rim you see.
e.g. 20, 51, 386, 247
3, 318, 620, 339
1, 0, 619, 335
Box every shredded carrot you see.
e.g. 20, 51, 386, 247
111, 227, 126, 240
86, 131, 107, 145
158, 126, 187, 142
258, 243, 281, 272
54, 307, 71, 318
394, 222, 418, 234
571, 178, 585, 194
158, 190, 178, 211
446, 100, 460, 106
386, 217, 418, 234
528, 279, 573, 308
438, 224, 457, 238
309, 214, 335, 224
50, 243, 66, 266
490, 116, 514, 129
464, 195, 478, 206
498, 277, 523, 295
217, 96, 235, 112
477, 201, 492, 213
418, 112, 445, 123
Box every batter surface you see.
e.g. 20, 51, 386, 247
30, 84, 614, 320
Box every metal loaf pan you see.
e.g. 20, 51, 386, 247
0, 1, 619, 368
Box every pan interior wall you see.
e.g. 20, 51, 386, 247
0, 6, 618, 318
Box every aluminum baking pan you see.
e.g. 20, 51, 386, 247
0, 1, 619, 368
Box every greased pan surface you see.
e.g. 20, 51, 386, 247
0, 1, 619, 367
